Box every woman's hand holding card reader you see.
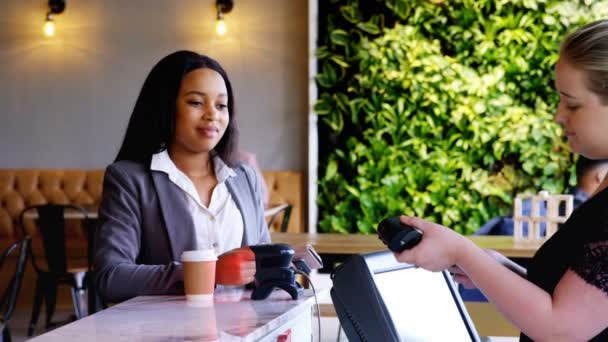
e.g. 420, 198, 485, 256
378, 216, 423, 252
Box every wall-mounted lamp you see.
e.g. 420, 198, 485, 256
43, 0, 66, 37
215, 0, 234, 36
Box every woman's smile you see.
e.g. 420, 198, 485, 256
197, 125, 219, 138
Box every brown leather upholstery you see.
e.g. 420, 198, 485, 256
0, 170, 103, 241
0, 169, 305, 250
263, 171, 305, 233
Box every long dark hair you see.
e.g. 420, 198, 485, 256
114, 50, 238, 165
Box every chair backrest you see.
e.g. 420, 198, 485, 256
265, 204, 292, 233
0, 237, 30, 324
19, 204, 88, 274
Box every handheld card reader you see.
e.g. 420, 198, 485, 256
377, 216, 422, 252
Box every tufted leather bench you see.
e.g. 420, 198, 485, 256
0, 170, 104, 256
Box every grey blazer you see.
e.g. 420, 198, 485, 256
94, 160, 270, 302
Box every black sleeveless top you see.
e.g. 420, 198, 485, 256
520, 187, 608, 341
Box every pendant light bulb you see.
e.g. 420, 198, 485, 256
43, 13, 55, 37
216, 14, 227, 36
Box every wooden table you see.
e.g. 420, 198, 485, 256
270, 232, 539, 258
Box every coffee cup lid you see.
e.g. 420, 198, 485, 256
181, 249, 217, 262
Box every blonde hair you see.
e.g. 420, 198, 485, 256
561, 19, 608, 104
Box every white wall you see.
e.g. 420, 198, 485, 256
0, 0, 308, 171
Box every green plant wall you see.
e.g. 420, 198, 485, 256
315, 0, 608, 234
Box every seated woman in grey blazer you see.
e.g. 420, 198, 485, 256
94, 51, 270, 303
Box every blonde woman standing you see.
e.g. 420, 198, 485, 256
396, 20, 608, 341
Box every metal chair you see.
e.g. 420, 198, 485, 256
265, 203, 293, 233
83, 221, 106, 315
0, 237, 31, 342
19, 204, 90, 336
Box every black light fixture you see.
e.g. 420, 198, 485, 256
215, 0, 234, 36
43, 0, 66, 37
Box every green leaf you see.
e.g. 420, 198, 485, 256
330, 29, 350, 46
330, 56, 350, 68
315, 62, 338, 88
386, 0, 412, 20
340, 5, 359, 24
313, 99, 332, 115
344, 184, 360, 197
357, 21, 381, 35
316, 46, 332, 59
324, 159, 338, 181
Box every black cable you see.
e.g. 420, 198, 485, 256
294, 270, 321, 342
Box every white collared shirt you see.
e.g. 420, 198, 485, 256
150, 150, 244, 255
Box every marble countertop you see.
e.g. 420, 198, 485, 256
30, 287, 318, 342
